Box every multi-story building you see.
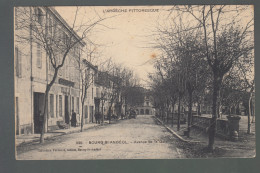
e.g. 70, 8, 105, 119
95, 71, 120, 119
81, 59, 98, 124
15, 7, 85, 135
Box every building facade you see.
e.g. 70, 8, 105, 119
94, 71, 120, 119
15, 7, 85, 135
135, 95, 155, 115
81, 59, 98, 124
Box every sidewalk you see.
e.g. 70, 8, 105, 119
155, 115, 256, 158
16, 121, 110, 147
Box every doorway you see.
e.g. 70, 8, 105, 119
89, 106, 94, 123
33, 92, 45, 134
84, 105, 88, 124
64, 95, 69, 124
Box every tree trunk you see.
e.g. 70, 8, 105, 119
166, 106, 169, 123
216, 90, 221, 118
251, 100, 255, 123
40, 68, 59, 143
80, 102, 84, 132
219, 103, 222, 118
177, 96, 181, 131
40, 86, 50, 143
172, 102, 175, 127
161, 107, 164, 122
248, 92, 252, 134
208, 75, 221, 151
102, 100, 104, 125
197, 103, 201, 116
187, 90, 192, 137
159, 107, 163, 120
216, 100, 220, 118
108, 105, 112, 124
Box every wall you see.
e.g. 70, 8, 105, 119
15, 15, 33, 134
192, 115, 233, 140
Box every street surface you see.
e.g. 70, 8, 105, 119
17, 115, 184, 160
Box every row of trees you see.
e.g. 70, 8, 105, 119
149, 5, 254, 151
98, 60, 141, 124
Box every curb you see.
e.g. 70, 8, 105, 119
154, 117, 200, 144
16, 123, 102, 147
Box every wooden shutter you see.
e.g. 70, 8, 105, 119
37, 43, 42, 68
15, 47, 22, 77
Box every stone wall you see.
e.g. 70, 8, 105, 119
192, 115, 240, 140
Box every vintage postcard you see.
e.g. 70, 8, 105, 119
15, 5, 255, 160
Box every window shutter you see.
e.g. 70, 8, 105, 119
56, 95, 58, 118
15, 47, 22, 77
49, 17, 53, 36
37, 43, 42, 68
50, 94, 54, 118
37, 8, 43, 25
15, 47, 19, 77
19, 50, 22, 77
59, 95, 63, 117
49, 55, 54, 72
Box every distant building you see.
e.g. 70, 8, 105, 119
94, 71, 119, 119
135, 91, 155, 115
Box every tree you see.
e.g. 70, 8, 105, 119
170, 29, 208, 137
15, 7, 115, 143
96, 58, 140, 123
152, 21, 210, 135
236, 52, 255, 133
72, 41, 101, 132
173, 5, 254, 150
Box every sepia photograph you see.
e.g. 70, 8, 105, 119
14, 5, 255, 160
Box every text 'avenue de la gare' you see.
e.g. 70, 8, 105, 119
76, 140, 167, 145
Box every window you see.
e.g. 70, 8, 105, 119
35, 8, 43, 25
36, 43, 42, 68
15, 47, 22, 77
16, 97, 19, 135
76, 97, 79, 114
50, 94, 54, 118
63, 32, 68, 45
58, 55, 65, 77
84, 106, 88, 118
85, 68, 90, 80
49, 54, 55, 72
56, 95, 58, 118
53, 20, 57, 37
72, 97, 74, 111
59, 95, 62, 117
65, 58, 69, 79
48, 17, 53, 36
74, 46, 77, 56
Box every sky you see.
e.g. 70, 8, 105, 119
55, 6, 253, 87
55, 6, 172, 87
